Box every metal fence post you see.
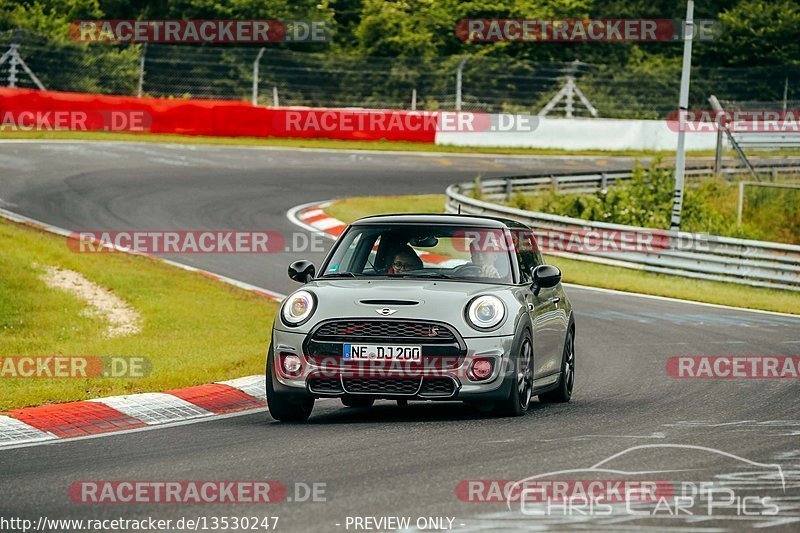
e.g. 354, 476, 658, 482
272, 86, 279, 107
137, 43, 147, 98
783, 77, 789, 112
411, 88, 417, 111
252, 48, 266, 105
455, 57, 467, 111
669, 0, 695, 231
737, 181, 745, 225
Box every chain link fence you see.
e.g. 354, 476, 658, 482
1, 30, 798, 119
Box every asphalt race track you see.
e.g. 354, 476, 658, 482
1, 141, 798, 531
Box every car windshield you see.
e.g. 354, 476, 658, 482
321, 224, 515, 283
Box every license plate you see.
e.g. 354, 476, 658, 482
343, 344, 421, 362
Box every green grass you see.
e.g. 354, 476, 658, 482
0, 217, 276, 410
324, 194, 800, 315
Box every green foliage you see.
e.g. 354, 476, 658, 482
0, 1, 796, 114
471, 175, 484, 200
513, 162, 800, 244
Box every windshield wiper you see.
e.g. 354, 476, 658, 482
392, 272, 456, 279
322, 272, 361, 278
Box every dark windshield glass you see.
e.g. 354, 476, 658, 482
321, 224, 515, 283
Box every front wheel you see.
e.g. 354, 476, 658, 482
266, 343, 314, 422
539, 326, 574, 404
494, 334, 533, 417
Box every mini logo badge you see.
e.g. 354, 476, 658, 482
376, 307, 397, 316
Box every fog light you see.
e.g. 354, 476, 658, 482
281, 354, 302, 375
469, 358, 493, 381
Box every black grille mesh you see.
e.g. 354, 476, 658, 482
314, 321, 454, 341
343, 378, 420, 395
419, 378, 457, 396
308, 378, 343, 394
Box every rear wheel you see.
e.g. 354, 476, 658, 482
495, 334, 533, 417
341, 397, 375, 408
266, 343, 314, 422
539, 326, 574, 404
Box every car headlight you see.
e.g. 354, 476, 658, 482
281, 290, 316, 327
465, 295, 506, 331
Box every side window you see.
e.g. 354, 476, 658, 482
515, 231, 541, 283
327, 232, 363, 274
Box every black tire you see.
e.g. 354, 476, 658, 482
266, 343, 314, 422
539, 325, 575, 404
494, 333, 533, 417
341, 396, 375, 408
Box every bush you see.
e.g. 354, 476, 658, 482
507, 162, 799, 244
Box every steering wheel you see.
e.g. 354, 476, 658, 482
452, 263, 483, 276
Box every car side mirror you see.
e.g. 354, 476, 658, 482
288, 260, 315, 283
531, 265, 561, 295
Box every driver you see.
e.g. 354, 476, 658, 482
469, 240, 501, 278
387, 246, 423, 274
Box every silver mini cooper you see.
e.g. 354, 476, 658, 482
267, 214, 574, 421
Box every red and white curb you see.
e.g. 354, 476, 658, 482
287, 201, 452, 264
0, 375, 266, 448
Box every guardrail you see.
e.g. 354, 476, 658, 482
445, 164, 800, 291
468, 163, 800, 199
733, 132, 800, 150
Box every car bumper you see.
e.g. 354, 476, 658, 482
270, 328, 515, 401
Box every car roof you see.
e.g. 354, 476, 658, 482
351, 213, 529, 229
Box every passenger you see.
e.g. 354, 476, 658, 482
388, 246, 423, 274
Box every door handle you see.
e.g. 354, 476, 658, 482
549, 296, 561, 304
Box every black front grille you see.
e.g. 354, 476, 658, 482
306, 319, 466, 369
342, 377, 420, 395
314, 320, 455, 342
308, 378, 343, 394
419, 378, 457, 397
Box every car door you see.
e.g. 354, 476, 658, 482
516, 230, 567, 381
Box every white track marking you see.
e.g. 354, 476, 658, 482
217, 375, 267, 402
88, 393, 211, 425
0, 416, 54, 446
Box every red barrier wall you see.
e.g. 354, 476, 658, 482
0, 88, 437, 143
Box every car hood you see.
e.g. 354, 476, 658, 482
278, 279, 522, 336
